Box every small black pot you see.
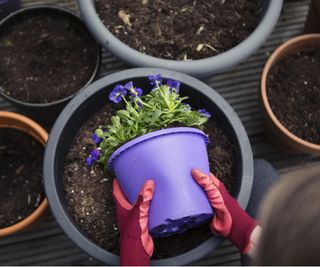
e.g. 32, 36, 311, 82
44, 68, 253, 265
0, 0, 21, 21
0, 6, 101, 127
78, 0, 282, 77
304, 0, 320, 34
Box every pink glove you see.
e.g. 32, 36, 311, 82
192, 169, 256, 254
113, 179, 155, 266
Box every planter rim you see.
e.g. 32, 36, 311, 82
108, 127, 208, 170
77, 0, 283, 77
44, 67, 253, 265
261, 34, 320, 152
0, 5, 101, 108
0, 111, 48, 237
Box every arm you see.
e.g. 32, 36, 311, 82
192, 169, 258, 256
113, 179, 154, 266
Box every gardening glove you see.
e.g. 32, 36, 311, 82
113, 179, 155, 266
192, 169, 257, 254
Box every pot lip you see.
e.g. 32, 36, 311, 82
44, 67, 253, 265
77, 0, 283, 77
260, 33, 320, 152
108, 127, 208, 170
0, 111, 48, 237
0, 5, 101, 108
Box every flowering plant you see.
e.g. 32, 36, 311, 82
86, 74, 211, 167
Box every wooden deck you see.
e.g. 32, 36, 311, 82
0, 0, 319, 265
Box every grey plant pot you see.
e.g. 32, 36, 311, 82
44, 68, 253, 265
77, 0, 282, 77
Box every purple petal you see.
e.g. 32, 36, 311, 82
124, 81, 134, 91
109, 84, 127, 103
182, 103, 191, 110
198, 108, 211, 118
167, 79, 181, 93
91, 133, 101, 144
136, 87, 143, 97
148, 74, 162, 86
85, 157, 93, 167
91, 149, 100, 161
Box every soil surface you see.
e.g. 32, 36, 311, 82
0, 128, 45, 228
267, 49, 320, 144
0, 11, 97, 104
96, 0, 262, 60
63, 104, 236, 258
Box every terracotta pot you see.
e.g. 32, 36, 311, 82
0, 111, 48, 237
260, 34, 320, 154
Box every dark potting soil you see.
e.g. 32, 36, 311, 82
0, 11, 97, 104
63, 104, 236, 258
0, 128, 45, 228
267, 49, 320, 144
96, 0, 262, 60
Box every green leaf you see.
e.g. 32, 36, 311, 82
111, 116, 121, 128
151, 110, 162, 123
95, 128, 104, 138
117, 110, 131, 120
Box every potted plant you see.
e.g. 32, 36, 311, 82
0, 0, 20, 21
86, 75, 215, 237
77, 0, 282, 77
260, 34, 320, 154
44, 68, 253, 265
0, 6, 101, 126
0, 111, 48, 237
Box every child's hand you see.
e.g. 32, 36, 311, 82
113, 179, 154, 266
192, 169, 256, 254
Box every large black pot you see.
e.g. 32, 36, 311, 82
44, 68, 253, 265
77, 0, 282, 77
0, 0, 21, 21
0, 6, 101, 127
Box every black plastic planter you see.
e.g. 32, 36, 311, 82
44, 68, 253, 265
77, 0, 282, 77
0, 0, 21, 21
0, 6, 101, 127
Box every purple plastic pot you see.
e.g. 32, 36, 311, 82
0, 0, 20, 21
108, 127, 213, 238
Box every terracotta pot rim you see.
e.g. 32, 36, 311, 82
0, 111, 48, 237
261, 34, 320, 152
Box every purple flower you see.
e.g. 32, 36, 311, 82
91, 149, 100, 161
109, 84, 127, 103
167, 79, 181, 93
148, 74, 162, 87
182, 103, 191, 110
124, 81, 134, 91
85, 157, 93, 167
86, 149, 101, 167
91, 133, 101, 144
198, 108, 211, 118
136, 101, 143, 108
132, 87, 143, 97
131, 88, 143, 98
124, 81, 143, 98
